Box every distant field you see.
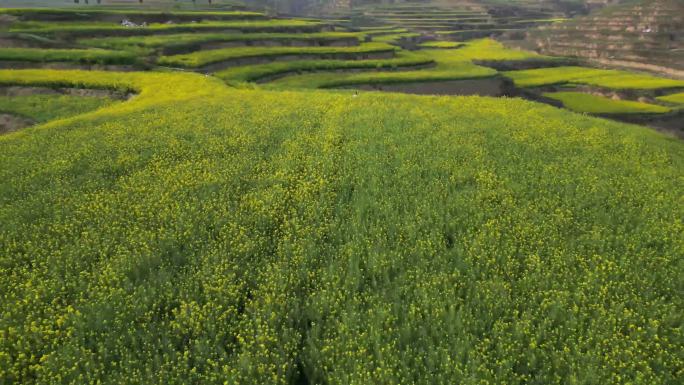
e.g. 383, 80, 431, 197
0, 47, 137, 64
505, 66, 684, 89
157, 42, 396, 68
543, 92, 671, 114
10, 20, 323, 36
80, 32, 364, 51
419, 41, 465, 49
266, 39, 545, 89
215, 51, 433, 84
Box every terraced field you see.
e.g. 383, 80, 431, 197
505, 66, 684, 89
347, 2, 566, 40
0, 4, 683, 385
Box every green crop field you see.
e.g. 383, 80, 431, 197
265, 60, 493, 89
265, 39, 544, 89
0, 47, 137, 65
0, 94, 116, 122
1, 4, 683, 385
543, 92, 671, 114
419, 41, 465, 49
1, 68, 682, 385
157, 42, 396, 68
657, 92, 684, 105
372, 32, 421, 43
10, 19, 323, 36
215, 51, 433, 85
505, 66, 684, 89
80, 32, 365, 52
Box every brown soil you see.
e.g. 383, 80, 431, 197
0, 113, 34, 135
603, 110, 684, 139
0, 86, 132, 100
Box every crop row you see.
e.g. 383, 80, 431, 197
0, 48, 137, 65
504, 66, 684, 89
10, 20, 324, 36
264, 39, 545, 89
543, 92, 671, 114
80, 32, 366, 52
215, 51, 434, 84
657, 92, 684, 105
157, 42, 396, 68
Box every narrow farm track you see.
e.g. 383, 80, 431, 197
0, 69, 682, 384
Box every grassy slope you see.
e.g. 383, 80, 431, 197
0, 69, 682, 385
505, 66, 684, 89
543, 92, 671, 114
0, 94, 115, 122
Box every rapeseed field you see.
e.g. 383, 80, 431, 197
0, 69, 681, 385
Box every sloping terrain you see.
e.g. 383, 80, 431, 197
527, 0, 684, 76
